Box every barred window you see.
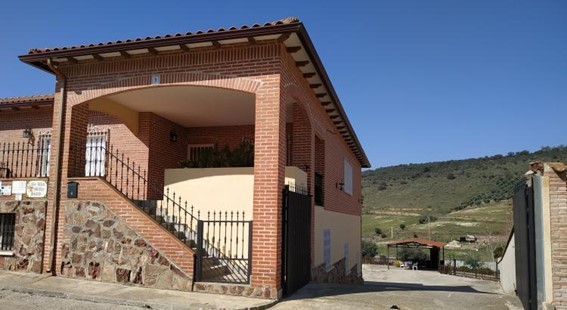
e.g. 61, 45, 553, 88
0, 214, 15, 251
188, 144, 214, 162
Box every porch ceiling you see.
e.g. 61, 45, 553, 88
105, 86, 255, 127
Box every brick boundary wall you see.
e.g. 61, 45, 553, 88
545, 164, 567, 308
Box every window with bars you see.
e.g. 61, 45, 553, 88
85, 133, 108, 177
0, 213, 15, 252
188, 144, 214, 162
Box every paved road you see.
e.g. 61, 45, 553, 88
272, 264, 523, 310
0, 290, 143, 310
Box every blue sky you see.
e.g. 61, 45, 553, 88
1, 1, 565, 168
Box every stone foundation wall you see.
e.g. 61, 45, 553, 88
0, 200, 46, 273
311, 258, 363, 285
61, 201, 193, 291
192, 282, 279, 299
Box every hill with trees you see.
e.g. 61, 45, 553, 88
361, 145, 567, 245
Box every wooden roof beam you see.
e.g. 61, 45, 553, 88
120, 51, 131, 58
296, 61, 309, 67
310, 83, 322, 89
248, 37, 256, 45
303, 72, 316, 78
179, 44, 190, 52
316, 93, 327, 98
212, 41, 221, 48
286, 46, 301, 53
321, 101, 332, 106
148, 47, 158, 55
66, 57, 77, 64
92, 54, 104, 61
278, 33, 291, 43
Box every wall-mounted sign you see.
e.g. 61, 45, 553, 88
12, 181, 26, 194
0, 184, 11, 196
26, 180, 47, 198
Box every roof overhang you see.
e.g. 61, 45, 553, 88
17, 18, 371, 168
0, 94, 54, 111
387, 238, 447, 249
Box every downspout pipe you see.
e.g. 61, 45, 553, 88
46, 58, 66, 274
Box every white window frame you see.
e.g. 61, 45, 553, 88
39, 135, 51, 177
85, 134, 108, 177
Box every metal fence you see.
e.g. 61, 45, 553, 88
438, 264, 500, 282
0, 137, 51, 178
196, 211, 252, 284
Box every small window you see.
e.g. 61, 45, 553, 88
38, 135, 51, 177
0, 214, 15, 251
188, 144, 214, 162
85, 133, 108, 177
343, 159, 353, 195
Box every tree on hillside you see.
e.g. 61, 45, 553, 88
399, 223, 406, 230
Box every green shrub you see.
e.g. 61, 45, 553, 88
361, 240, 378, 258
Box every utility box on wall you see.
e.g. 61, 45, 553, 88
67, 181, 78, 198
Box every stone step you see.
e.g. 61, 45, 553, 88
201, 263, 230, 279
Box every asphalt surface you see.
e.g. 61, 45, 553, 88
0, 265, 523, 310
0, 290, 143, 310
272, 264, 523, 310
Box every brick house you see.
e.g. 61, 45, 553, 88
0, 17, 370, 299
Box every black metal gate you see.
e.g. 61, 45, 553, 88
282, 187, 312, 296
513, 179, 536, 310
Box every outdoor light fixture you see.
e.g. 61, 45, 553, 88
336, 181, 344, 190
23, 128, 32, 139
170, 129, 178, 142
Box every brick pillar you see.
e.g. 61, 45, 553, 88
66, 103, 89, 177
43, 83, 65, 274
251, 78, 285, 297
545, 163, 567, 307
290, 103, 314, 193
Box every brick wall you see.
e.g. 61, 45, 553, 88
186, 125, 254, 149
280, 47, 362, 216
0, 108, 53, 142
546, 164, 567, 307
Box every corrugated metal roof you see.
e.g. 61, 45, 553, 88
388, 238, 447, 248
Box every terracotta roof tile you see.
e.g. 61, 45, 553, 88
0, 94, 54, 105
27, 17, 300, 55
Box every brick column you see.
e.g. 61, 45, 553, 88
66, 103, 89, 177
291, 103, 314, 193
251, 77, 285, 298
545, 164, 567, 307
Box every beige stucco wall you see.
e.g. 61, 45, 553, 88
89, 97, 139, 135
499, 233, 516, 293
314, 206, 361, 273
164, 166, 307, 220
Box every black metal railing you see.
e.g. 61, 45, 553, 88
314, 172, 324, 206
0, 137, 51, 179
71, 138, 252, 284
196, 211, 252, 284
0, 213, 16, 251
